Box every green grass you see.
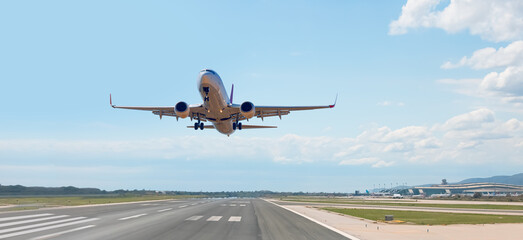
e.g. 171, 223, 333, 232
0, 195, 199, 211
323, 207, 523, 225
281, 198, 523, 210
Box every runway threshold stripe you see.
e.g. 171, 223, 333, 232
30, 225, 95, 240
206, 216, 222, 221
0, 214, 53, 222
185, 216, 203, 221
0, 215, 68, 228
118, 214, 147, 221
228, 216, 241, 222
0, 218, 98, 239
0, 217, 86, 235
158, 208, 172, 212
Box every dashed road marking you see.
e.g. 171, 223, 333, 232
118, 214, 147, 221
179, 205, 188, 208
240, 204, 246, 207
157, 208, 172, 212
228, 216, 242, 222
229, 204, 237, 206
206, 216, 222, 221
185, 216, 203, 221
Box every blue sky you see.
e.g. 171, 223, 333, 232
1, 0, 522, 192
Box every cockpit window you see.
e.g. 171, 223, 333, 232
201, 69, 216, 74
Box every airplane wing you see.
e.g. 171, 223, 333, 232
229, 96, 336, 121
110, 94, 207, 120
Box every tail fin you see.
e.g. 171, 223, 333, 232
229, 84, 234, 104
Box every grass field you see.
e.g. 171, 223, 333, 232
322, 207, 523, 225
0, 195, 200, 211
282, 198, 523, 210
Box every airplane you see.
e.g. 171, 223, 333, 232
110, 69, 336, 136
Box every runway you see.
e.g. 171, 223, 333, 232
0, 198, 349, 240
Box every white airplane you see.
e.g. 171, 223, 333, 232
110, 69, 336, 136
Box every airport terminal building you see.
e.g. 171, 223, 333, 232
410, 182, 523, 197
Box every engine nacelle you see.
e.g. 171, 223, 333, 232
175, 101, 190, 118
240, 101, 255, 119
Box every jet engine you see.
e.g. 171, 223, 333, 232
240, 101, 255, 119
175, 101, 190, 118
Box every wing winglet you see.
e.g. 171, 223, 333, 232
329, 94, 338, 108
110, 94, 115, 108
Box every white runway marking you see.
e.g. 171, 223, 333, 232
118, 214, 147, 221
0, 215, 68, 228
206, 216, 222, 221
228, 216, 242, 222
0, 217, 86, 234
0, 214, 53, 222
179, 205, 188, 208
240, 204, 246, 207
190, 203, 197, 205
157, 208, 172, 212
229, 204, 237, 206
0, 218, 98, 239
185, 216, 203, 221
30, 225, 95, 240
220, 204, 227, 206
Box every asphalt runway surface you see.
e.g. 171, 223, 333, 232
0, 198, 349, 240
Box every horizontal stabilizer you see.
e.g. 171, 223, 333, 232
240, 125, 277, 129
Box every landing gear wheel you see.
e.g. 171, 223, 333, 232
238, 122, 242, 130
232, 122, 237, 130
194, 122, 198, 130
200, 122, 204, 130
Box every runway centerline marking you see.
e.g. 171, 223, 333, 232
229, 204, 237, 206
118, 214, 147, 221
157, 208, 172, 212
0, 215, 68, 228
206, 216, 222, 221
0, 214, 53, 222
185, 216, 203, 221
0, 218, 98, 239
240, 204, 246, 207
0, 217, 86, 235
228, 216, 242, 222
30, 225, 95, 240
179, 205, 188, 208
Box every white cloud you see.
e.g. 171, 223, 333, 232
390, 0, 523, 42
339, 157, 380, 166
2, 110, 522, 168
442, 41, 523, 69
442, 108, 494, 131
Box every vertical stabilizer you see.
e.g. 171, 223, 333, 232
230, 84, 234, 104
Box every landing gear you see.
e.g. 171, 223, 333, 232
233, 122, 242, 130
194, 113, 204, 130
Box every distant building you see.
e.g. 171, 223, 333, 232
410, 182, 523, 197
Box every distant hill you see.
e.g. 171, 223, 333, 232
457, 173, 523, 185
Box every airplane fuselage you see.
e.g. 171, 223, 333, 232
197, 69, 236, 135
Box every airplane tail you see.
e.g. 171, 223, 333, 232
229, 84, 234, 104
